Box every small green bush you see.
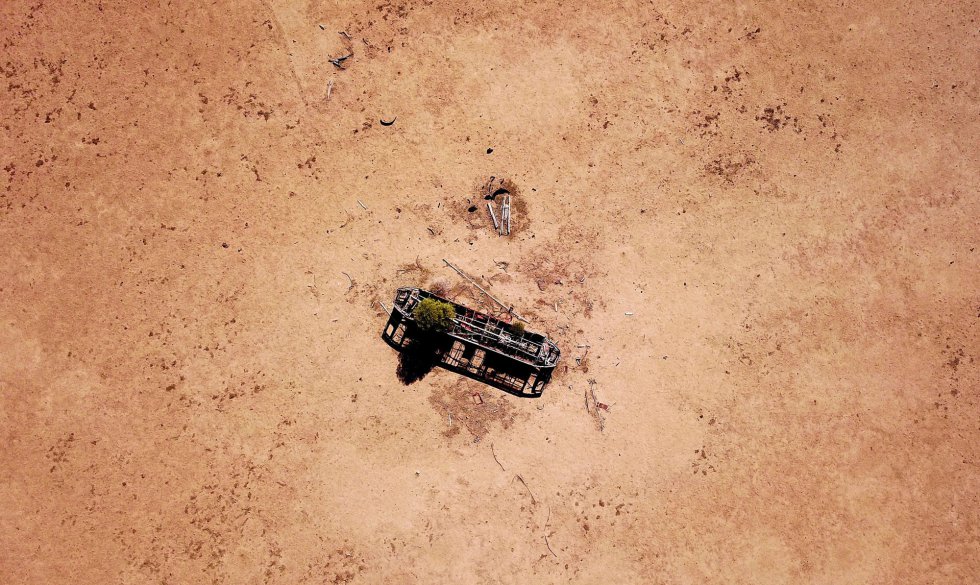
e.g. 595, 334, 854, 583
412, 298, 456, 331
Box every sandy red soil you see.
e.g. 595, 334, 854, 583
1, 1, 978, 583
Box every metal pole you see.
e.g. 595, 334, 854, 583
441, 259, 530, 324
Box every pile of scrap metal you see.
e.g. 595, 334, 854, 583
484, 179, 512, 236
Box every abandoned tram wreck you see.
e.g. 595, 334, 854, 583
382, 287, 560, 397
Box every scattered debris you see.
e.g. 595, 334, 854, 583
471, 392, 483, 405
379, 301, 390, 314
586, 378, 605, 432
574, 344, 590, 368
395, 256, 426, 276
543, 506, 557, 558
624, 311, 634, 316
357, 199, 367, 210
481, 178, 515, 236
338, 210, 353, 229
306, 271, 322, 306
490, 442, 505, 471
516, 474, 537, 504
484, 193, 511, 236
379, 117, 396, 126
341, 272, 354, 291
339, 31, 351, 40
441, 259, 529, 323
326, 79, 333, 100
329, 52, 353, 69
544, 535, 558, 558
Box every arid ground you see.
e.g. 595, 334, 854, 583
2, 0, 978, 583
